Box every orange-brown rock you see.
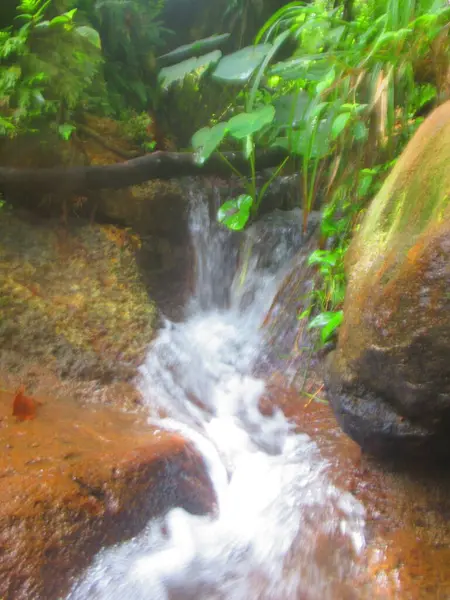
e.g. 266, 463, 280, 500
0, 391, 215, 600
326, 101, 450, 457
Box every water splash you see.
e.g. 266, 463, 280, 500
69, 190, 366, 600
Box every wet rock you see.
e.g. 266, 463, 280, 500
0, 211, 157, 403
326, 101, 450, 457
0, 391, 215, 600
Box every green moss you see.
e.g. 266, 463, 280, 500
348, 104, 450, 283
0, 214, 157, 383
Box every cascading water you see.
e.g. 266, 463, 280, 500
68, 188, 366, 600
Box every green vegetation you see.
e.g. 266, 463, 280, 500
0, 0, 167, 139
166, 0, 450, 344
1, 0, 449, 344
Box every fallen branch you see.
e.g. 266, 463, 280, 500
0, 148, 288, 196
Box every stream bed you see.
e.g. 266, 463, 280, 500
68, 191, 450, 600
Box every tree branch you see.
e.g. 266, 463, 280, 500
0, 148, 288, 197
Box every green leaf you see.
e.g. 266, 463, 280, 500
159, 50, 222, 90
316, 67, 336, 94
157, 34, 230, 67
49, 9, 77, 26
76, 26, 101, 49
228, 105, 275, 140
308, 250, 339, 268
58, 123, 76, 141
213, 44, 272, 82
292, 113, 332, 159
192, 122, 228, 164
298, 307, 312, 320
217, 194, 253, 231
321, 311, 344, 343
308, 310, 343, 344
274, 91, 310, 129
331, 113, 351, 140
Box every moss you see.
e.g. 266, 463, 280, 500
349, 103, 450, 283
0, 212, 157, 387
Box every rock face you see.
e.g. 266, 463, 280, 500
0, 391, 215, 600
0, 211, 158, 404
327, 101, 450, 457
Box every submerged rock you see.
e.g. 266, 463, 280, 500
0, 391, 215, 600
327, 101, 450, 457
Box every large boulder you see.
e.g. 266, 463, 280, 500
326, 101, 450, 457
0, 391, 215, 600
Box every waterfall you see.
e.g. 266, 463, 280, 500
68, 188, 366, 600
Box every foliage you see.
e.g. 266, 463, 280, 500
0, 0, 172, 136
0, 0, 102, 137
182, 0, 450, 344
117, 110, 157, 151
75, 0, 170, 113
193, 103, 288, 229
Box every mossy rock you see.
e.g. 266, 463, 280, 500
0, 211, 157, 400
327, 101, 450, 458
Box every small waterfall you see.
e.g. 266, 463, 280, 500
188, 188, 239, 312
68, 189, 366, 600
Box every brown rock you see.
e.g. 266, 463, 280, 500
0, 391, 215, 600
326, 101, 450, 457
0, 212, 157, 395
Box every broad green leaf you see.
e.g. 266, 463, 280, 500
76, 26, 101, 48
292, 115, 332, 159
247, 30, 291, 112
308, 250, 339, 268
213, 44, 272, 82
218, 194, 253, 231
159, 50, 222, 90
331, 112, 351, 139
316, 67, 336, 94
304, 61, 333, 82
228, 105, 275, 140
269, 57, 310, 80
308, 311, 338, 330
192, 122, 228, 164
49, 9, 77, 26
274, 91, 310, 129
157, 34, 230, 66
320, 311, 343, 343
308, 310, 343, 343
271, 136, 289, 150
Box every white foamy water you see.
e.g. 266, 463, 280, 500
68, 189, 366, 600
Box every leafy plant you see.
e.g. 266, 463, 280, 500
192, 103, 288, 229
118, 110, 157, 151
0, 0, 102, 136
75, 0, 170, 113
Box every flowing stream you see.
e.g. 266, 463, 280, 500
69, 189, 367, 600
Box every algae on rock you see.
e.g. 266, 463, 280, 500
0, 211, 157, 404
327, 101, 450, 457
